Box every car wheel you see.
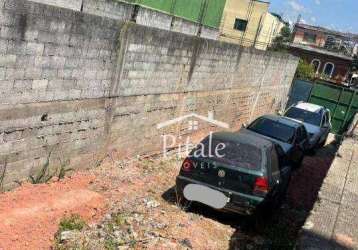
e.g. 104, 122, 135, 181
318, 135, 328, 148
293, 155, 304, 169
307, 147, 316, 155
258, 191, 282, 217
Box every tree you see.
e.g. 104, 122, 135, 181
269, 25, 292, 52
295, 59, 315, 81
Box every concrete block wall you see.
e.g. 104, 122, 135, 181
0, 0, 118, 189
29, 0, 82, 11
0, 0, 298, 190
27, 0, 220, 40
82, 0, 134, 22
108, 24, 298, 156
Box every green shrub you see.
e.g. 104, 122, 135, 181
58, 214, 87, 232
295, 59, 315, 81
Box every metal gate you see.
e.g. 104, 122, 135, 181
308, 81, 358, 135
286, 79, 313, 108
287, 79, 358, 135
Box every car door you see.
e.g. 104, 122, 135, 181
291, 127, 305, 163
273, 145, 291, 193
301, 125, 310, 152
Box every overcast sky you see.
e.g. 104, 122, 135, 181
268, 0, 358, 33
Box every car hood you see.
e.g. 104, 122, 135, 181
241, 129, 292, 153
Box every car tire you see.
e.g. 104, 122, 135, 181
307, 147, 316, 156
318, 135, 328, 148
293, 155, 304, 169
258, 191, 282, 217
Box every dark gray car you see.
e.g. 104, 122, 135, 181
176, 131, 292, 215
245, 115, 309, 168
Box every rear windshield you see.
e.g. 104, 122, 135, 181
190, 138, 262, 170
248, 117, 295, 143
285, 107, 321, 126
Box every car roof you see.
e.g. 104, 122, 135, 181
211, 131, 273, 149
259, 114, 303, 129
293, 102, 324, 113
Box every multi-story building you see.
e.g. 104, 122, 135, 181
126, 0, 286, 50
219, 0, 285, 50
255, 12, 287, 50
289, 23, 357, 84
219, 0, 268, 47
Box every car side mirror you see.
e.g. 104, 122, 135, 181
277, 110, 284, 116
242, 123, 247, 128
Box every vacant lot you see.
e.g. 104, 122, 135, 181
0, 140, 338, 250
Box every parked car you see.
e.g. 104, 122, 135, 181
176, 131, 292, 215
284, 102, 331, 150
245, 115, 309, 168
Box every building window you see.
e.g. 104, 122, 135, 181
234, 18, 248, 31
303, 32, 317, 43
311, 59, 321, 73
323, 62, 335, 77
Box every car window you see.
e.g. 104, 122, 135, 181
285, 107, 322, 126
248, 117, 296, 143
190, 138, 262, 170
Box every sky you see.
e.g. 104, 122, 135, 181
268, 0, 358, 33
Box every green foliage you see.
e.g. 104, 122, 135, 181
57, 159, 73, 180
269, 25, 292, 52
54, 214, 87, 250
295, 59, 316, 81
58, 214, 87, 232
29, 149, 73, 184
0, 160, 7, 192
29, 151, 53, 184
104, 238, 117, 250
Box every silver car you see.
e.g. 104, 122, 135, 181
284, 102, 331, 150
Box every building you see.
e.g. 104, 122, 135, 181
255, 12, 287, 50
219, 0, 285, 50
289, 43, 353, 83
219, 0, 269, 47
289, 23, 358, 84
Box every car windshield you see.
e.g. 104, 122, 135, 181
285, 107, 321, 126
190, 138, 262, 170
248, 117, 295, 143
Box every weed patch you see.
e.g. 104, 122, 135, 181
0, 159, 7, 192
58, 214, 87, 232
29, 151, 53, 184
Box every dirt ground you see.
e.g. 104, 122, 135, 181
0, 140, 338, 250
0, 174, 106, 250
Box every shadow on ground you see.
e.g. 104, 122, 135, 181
162, 141, 347, 249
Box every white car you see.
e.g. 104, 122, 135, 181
284, 102, 331, 150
